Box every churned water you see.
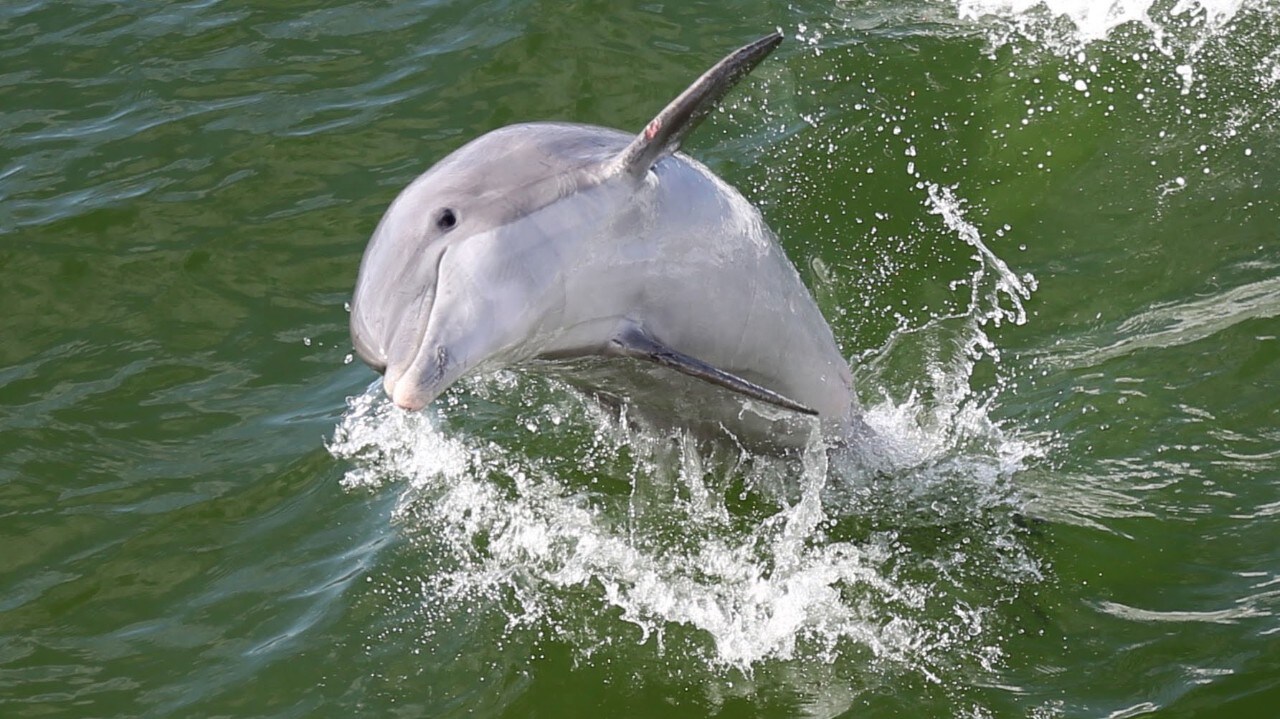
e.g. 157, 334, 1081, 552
3, 1, 1279, 717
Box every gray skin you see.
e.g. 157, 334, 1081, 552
350, 33, 860, 449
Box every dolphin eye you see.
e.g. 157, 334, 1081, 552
436, 208, 458, 232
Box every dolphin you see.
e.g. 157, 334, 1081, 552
350, 32, 860, 449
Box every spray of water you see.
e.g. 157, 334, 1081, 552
956, 0, 1253, 57
957, 0, 1246, 44
328, 175, 1046, 715
957, 0, 1269, 99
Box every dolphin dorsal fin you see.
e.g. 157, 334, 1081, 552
612, 32, 783, 178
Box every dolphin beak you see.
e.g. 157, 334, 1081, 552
350, 226, 459, 411
386, 376, 430, 411
373, 255, 495, 413
351, 221, 523, 413
351, 277, 449, 411
383, 344, 453, 411
388, 386, 429, 411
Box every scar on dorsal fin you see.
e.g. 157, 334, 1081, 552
608, 323, 818, 416
612, 31, 783, 178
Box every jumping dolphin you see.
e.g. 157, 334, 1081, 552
350, 32, 860, 449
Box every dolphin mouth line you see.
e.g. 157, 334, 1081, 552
384, 246, 451, 408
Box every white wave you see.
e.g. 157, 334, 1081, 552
955, 0, 1247, 44
951, 0, 1272, 95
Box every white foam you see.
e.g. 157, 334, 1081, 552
953, 0, 1264, 98
331, 394, 1040, 678
957, 0, 1160, 43
956, 0, 1247, 44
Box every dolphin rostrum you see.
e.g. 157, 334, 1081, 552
350, 32, 861, 449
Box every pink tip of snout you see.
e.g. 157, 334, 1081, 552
384, 373, 428, 412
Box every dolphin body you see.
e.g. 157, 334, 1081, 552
350, 33, 860, 450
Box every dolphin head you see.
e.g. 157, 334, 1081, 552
350, 124, 627, 410
348, 173, 461, 411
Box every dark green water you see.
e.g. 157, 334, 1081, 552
3, 0, 1279, 716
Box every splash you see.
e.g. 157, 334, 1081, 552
954, 0, 1263, 93
328, 183, 1044, 702
925, 183, 1036, 331
850, 182, 1038, 473
331, 386, 1027, 666
956, 0, 1247, 45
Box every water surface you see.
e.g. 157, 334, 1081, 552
3, 0, 1279, 716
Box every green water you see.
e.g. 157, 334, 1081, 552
3, 1, 1279, 716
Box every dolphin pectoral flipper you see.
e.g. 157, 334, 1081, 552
608, 324, 818, 416
613, 31, 783, 178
